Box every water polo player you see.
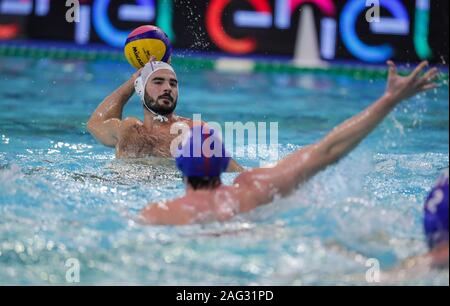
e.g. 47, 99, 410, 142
381, 170, 448, 278
140, 61, 439, 225
422, 169, 449, 268
87, 60, 243, 172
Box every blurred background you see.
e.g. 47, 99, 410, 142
0, 0, 448, 65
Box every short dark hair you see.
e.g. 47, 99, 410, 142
186, 177, 221, 190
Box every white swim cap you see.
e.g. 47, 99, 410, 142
134, 61, 177, 103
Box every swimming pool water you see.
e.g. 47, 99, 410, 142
0, 57, 448, 285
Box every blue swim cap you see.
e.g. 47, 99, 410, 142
424, 169, 449, 249
175, 125, 230, 177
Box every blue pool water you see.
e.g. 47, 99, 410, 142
0, 57, 448, 285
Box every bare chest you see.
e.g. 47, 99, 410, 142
116, 124, 176, 158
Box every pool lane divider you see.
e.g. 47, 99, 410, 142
0, 43, 448, 81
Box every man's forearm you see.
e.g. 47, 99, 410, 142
316, 93, 398, 164
89, 78, 135, 123
308, 60, 437, 170
246, 61, 436, 205
263, 93, 399, 197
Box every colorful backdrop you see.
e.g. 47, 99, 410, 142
0, 0, 448, 63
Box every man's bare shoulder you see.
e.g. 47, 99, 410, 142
120, 117, 143, 129
232, 168, 279, 211
174, 116, 208, 127
117, 117, 144, 136
233, 168, 270, 189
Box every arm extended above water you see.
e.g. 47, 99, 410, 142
235, 61, 439, 209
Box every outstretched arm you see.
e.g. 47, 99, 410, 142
236, 61, 439, 209
87, 70, 141, 147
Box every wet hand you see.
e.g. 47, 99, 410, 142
384, 60, 439, 103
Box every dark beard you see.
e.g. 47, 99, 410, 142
143, 92, 177, 116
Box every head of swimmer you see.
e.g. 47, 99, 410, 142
144, 69, 179, 116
